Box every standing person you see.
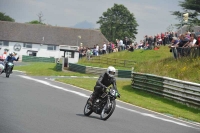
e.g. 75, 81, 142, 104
119, 39, 124, 51
102, 42, 107, 54
86, 48, 91, 60
108, 42, 112, 53
123, 37, 130, 49
148, 36, 153, 49
96, 44, 99, 56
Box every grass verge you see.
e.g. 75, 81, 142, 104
14, 62, 90, 76
78, 46, 200, 83
56, 78, 200, 123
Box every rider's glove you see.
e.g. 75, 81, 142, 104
103, 85, 108, 89
118, 93, 121, 98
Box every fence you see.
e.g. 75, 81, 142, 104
171, 47, 200, 59
131, 72, 200, 109
87, 56, 136, 68
69, 63, 132, 78
22, 55, 55, 63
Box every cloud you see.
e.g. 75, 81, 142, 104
0, 0, 182, 42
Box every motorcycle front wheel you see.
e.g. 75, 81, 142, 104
100, 100, 116, 120
83, 99, 93, 116
6, 67, 11, 78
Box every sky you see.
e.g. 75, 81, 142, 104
0, 0, 183, 42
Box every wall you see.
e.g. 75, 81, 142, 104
0, 41, 62, 59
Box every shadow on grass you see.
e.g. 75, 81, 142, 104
121, 84, 199, 114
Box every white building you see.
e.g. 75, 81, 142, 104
0, 21, 108, 62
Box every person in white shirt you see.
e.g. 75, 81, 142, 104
102, 42, 107, 54
96, 44, 99, 56
119, 40, 124, 51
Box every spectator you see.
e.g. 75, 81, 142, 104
138, 40, 144, 49
119, 39, 125, 51
123, 37, 130, 49
102, 42, 107, 54
177, 34, 190, 57
107, 42, 112, 53
169, 37, 179, 59
96, 44, 99, 56
148, 36, 153, 49
127, 43, 134, 52
86, 48, 91, 60
197, 35, 200, 47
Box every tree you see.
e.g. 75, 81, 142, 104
0, 12, 15, 22
97, 4, 138, 42
171, 0, 200, 30
27, 12, 45, 25
171, 10, 200, 30
27, 20, 45, 25
167, 24, 175, 32
180, 0, 200, 13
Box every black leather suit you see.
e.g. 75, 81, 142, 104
92, 72, 117, 98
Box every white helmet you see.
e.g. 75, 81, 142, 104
9, 52, 13, 56
106, 66, 116, 77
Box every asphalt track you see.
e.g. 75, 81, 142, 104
0, 71, 199, 133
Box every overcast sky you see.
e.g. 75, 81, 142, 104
0, 0, 183, 42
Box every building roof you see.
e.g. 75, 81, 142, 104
176, 25, 200, 35
0, 21, 108, 47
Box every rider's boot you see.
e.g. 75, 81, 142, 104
11, 67, 13, 73
88, 94, 96, 106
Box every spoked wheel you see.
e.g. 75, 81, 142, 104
83, 99, 93, 116
100, 100, 116, 120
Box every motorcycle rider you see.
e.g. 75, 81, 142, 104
88, 66, 120, 105
3, 52, 19, 73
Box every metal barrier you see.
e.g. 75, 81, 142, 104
171, 47, 200, 59
132, 72, 200, 109
22, 55, 55, 63
68, 63, 131, 78
88, 56, 136, 68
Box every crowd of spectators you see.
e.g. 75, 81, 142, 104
78, 37, 134, 60
169, 30, 200, 59
78, 30, 200, 60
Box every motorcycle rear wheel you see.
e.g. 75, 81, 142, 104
100, 100, 116, 120
6, 68, 10, 78
83, 99, 93, 116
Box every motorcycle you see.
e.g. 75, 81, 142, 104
0, 63, 4, 74
84, 86, 120, 120
5, 62, 14, 78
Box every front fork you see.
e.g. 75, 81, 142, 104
106, 96, 111, 109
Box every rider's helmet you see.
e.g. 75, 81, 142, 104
106, 66, 116, 77
9, 52, 13, 57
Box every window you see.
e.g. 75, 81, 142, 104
65, 51, 74, 58
23, 43, 32, 48
47, 45, 56, 50
0, 41, 9, 46
3, 41, 9, 46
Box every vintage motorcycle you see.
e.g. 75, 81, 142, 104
5, 62, 14, 78
0, 63, 4, 74
84, 86, 120, 120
